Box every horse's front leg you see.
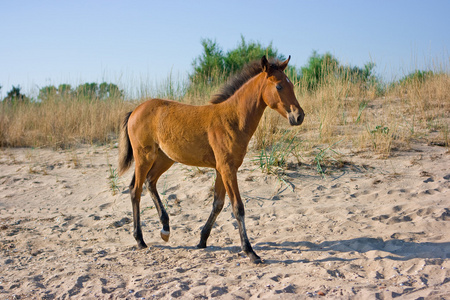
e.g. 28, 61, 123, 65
220, 169, 262, 264
198, 171, 226, 248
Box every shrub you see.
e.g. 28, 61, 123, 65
187, 36, 286, 100
2, 85, 30, 104
300, 51, 339, 91
398, 70, 434, 86
38, 83, 124, 102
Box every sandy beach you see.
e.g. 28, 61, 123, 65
1, 141, 449, 299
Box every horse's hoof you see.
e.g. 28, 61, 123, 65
249, 253, 263, 264
160, 229, 170, 242
137, 242, 148, 249
252, 257, 263, 264
197, 242, 207, 249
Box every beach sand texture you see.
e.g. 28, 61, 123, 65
1, 142, 449, 299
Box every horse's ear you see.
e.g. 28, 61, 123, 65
261, 55, 270, 72
280, 55, 291, 71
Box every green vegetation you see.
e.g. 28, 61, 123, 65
108, 165, 120, 196
254, 131, 300, 176
2, 85, 30, 104
190, 36, 283, 82
186, 36, 285, 100
38, 82, 123, 102
313, 141, 343, 179
397, 70, 435, 86
298, 50, 378, 93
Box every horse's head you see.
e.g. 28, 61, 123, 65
261, 55, 304, 126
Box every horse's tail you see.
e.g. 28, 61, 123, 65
118, 111, 134, 176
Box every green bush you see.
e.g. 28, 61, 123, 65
300, 51, 339, 91
2, 85, 30, 104
299, 51, 377, 92
188, 36, 286, 95
398, 70, 434, 86
38, 82, 124, 102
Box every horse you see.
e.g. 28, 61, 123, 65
118, 55, 304, 263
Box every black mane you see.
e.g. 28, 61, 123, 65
210, 58, 284, 104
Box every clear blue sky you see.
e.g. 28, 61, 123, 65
1, 0, 449, 97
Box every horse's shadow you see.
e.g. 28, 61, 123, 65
151, 237, 450, 265
255, 237, 450, 264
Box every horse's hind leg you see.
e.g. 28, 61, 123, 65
130, 158, 153, 249
145, 150, 174, 242
197, 171, 226, 248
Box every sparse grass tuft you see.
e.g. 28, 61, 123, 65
108, 165, 120, 196
253, 130, 301, 175
312, 141, 343, 178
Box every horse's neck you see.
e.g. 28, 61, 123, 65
228, 73, 267, 137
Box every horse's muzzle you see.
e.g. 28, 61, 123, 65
288, 110, 305, 126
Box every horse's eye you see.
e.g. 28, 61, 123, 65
276, 84, 282, 91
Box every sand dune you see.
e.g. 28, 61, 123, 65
1, 142, 449, 299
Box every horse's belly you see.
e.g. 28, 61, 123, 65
159, 143, 216, 168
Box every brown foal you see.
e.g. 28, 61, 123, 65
118, 55, 304, 263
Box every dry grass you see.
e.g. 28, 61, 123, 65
1, 67, 449, 159
0, 96, 135, 148
290, 71, 450, 159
